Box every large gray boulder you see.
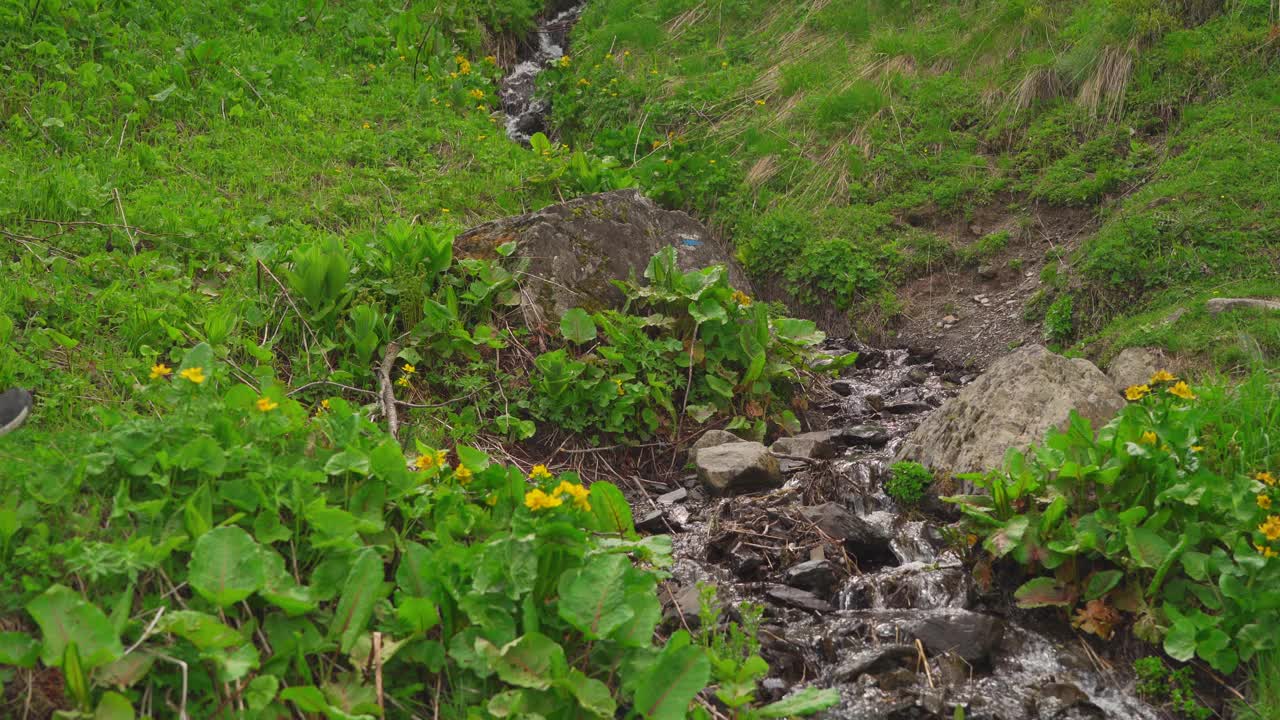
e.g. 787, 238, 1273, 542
896, 345, 1124, 480
456, 190, 750, 326
696, 442, 783, 495
1206, 297, 1280, 314
1106, 347, 1166, 394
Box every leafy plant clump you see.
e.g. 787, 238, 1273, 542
0, 344, 833, 718
1133, 656, 1212, 720
886, 461, 933, 506
950, 369, 1280, 676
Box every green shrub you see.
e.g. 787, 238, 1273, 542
1044, 293, 1075, 343
1133, 656, 1212, 720
950, 369, 1280, 676
887, 461, 933, 506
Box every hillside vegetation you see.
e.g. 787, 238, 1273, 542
548, 0, 1280, 364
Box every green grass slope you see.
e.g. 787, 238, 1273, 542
546, 0, 1280, 363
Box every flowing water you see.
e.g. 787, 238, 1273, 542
498, 2, 586, 142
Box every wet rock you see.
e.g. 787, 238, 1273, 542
657, 487, 688, 504
865, 392, 885, 412
839, 425, 891, 447
663, 584, 704, 628
696, 442, 783, 495
898, 609, 1004, 664
729, 549, 767, 580
688, 429, 741, 462
907, 367, 930, 385
1206, 297, 1280, 314
784, 559, 837, 594
636, 510, 669, 534
884, 400, 933, 414
896, 345, 1125, 486
760, 678, 789, 701
765, 585, 833, 613
876, 667, 920, 692
457, 190, 750, 325
831, 644, 916, 682
770, 431, 838, 460
830, 379, 855, 396
1106, 347, 1166, 394
1036, 682, 1095, 717
799, 503, 897, 568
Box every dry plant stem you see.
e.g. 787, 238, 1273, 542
379, 341, 402, 441
915, 639, 935, 689
373, 631, 385, 712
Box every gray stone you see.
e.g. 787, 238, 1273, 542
838, 425, 891, 447
688, 429, 741, 463
907, 367, 929, 384
770, 431, 838, 460
656, 487, 688, 504
830, 379, 854, 397
977, 264, 998, 279
636, 510, 667, 534
784, 559, 837, 593
1106, 347, 1166, 394
1206, 297, 1280, 314
662, 584, 704, 628
696, 442, 783, 495
830, 645, 916, 682
896, 345, 1125, 485
457, 189, 751, 325
798, 503, 897, 568
765, 585, 832, 613
903, 609, 1004, 664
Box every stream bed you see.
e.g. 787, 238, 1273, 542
498, 2, 585, 142
644, 340, 1161, 720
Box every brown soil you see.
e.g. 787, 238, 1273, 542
875, 202, 1099, 370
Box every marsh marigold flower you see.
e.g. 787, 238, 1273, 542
731, 290, 752, 306
1124, 384, 1149, 402
525, 488, 562, 511
415, 449, 448, 472
555, 480, 591, 511
455, 466, 473, 484
1257, 544, 1277, 559
1140, 431, 1158, 445
1259, 494, 1273, 510
402, 363, 416, 374
1260, 515, 1280, 542
396, 376, 410, 387
530, 464, 553, 481
1149, 370, 1176, 384
150, 363, 172, 380
1167, 381, 1196, 400
179, 367, 206, 384
469, 88, 485, 100
256, 396, 279, 412
1257, 471, 1277, 487
755, 99, 766, 106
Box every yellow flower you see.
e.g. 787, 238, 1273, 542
1259, 494, 1273, 510
149, 363, 172, 380
1167, 381, 1196, 400
1124, 384, 1149, 401
605, 53, 614, 60
614, 378, 625, 396
1256, 471, 1277, 487
402, 363, 416, 374
440, 208, 450, 214
449, 72, 458, 79
396, 376, 410, 387
367, 63, 376, 70
731, 290, 752, 306
525, 488, 563, 511
651, 140, 662, 149
578, 78, 591, 86
477, 134, 487, 141
530, 464, 553, 481
721, 61, 729, 68
179, 367, 206, 384
362, 122, 371, 129
1140, 431, 1158, 445
1257, 543, 1277, 559
468, 88, 485, 100
455, 56, 471, 74
415, 449, 448, 472
1190, 445, 1203, 452
623, 50, 631, 57
256, 396, 279, 412
431, 97, 439, 105
484, 55, 496, 64
755, 99, 766, 106
1260, 515, 1280, 542
555, 481, 591, 511
320, 399, 331, 411
1149, 370, 1176, 384
558, 55, 571, 68
485, 494, 498, 506
399, 55, 406, 61
455, 466, 473, 485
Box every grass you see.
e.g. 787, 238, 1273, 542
546, 0, 1280, 362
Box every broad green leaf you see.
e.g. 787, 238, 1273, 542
632, 631, 709, 720
1164, 618, 1198, 661
587, 482, 634, 536
329, 548, 385, 653
93, 691, 136, 720
478, 632, 567, 690
324, 450, 370, 476
0, 631, 40, 667
189, 526, 265, 607
1083, 570, 1124, 601
159, 611, 243, 650
1013, 577, 1073, 608
396, 596, 440, 634
176, 436, 227, 477
1125, 526, 1171, 570
64, 642, 90, 709
26, 585, 122, 669
566, 669, 616, 718
246, 675, 280, 711
558, 554, 635, 639
560, 308, 597, 344
757, 687, 841, 717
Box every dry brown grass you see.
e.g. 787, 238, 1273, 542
1077, 44, 1134, 120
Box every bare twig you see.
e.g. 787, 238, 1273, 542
915, 639, 935, 689
378, 342, 402, 441
373, 632, 385, 712
112, 188, 138, 254
122, 607, 166, 657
